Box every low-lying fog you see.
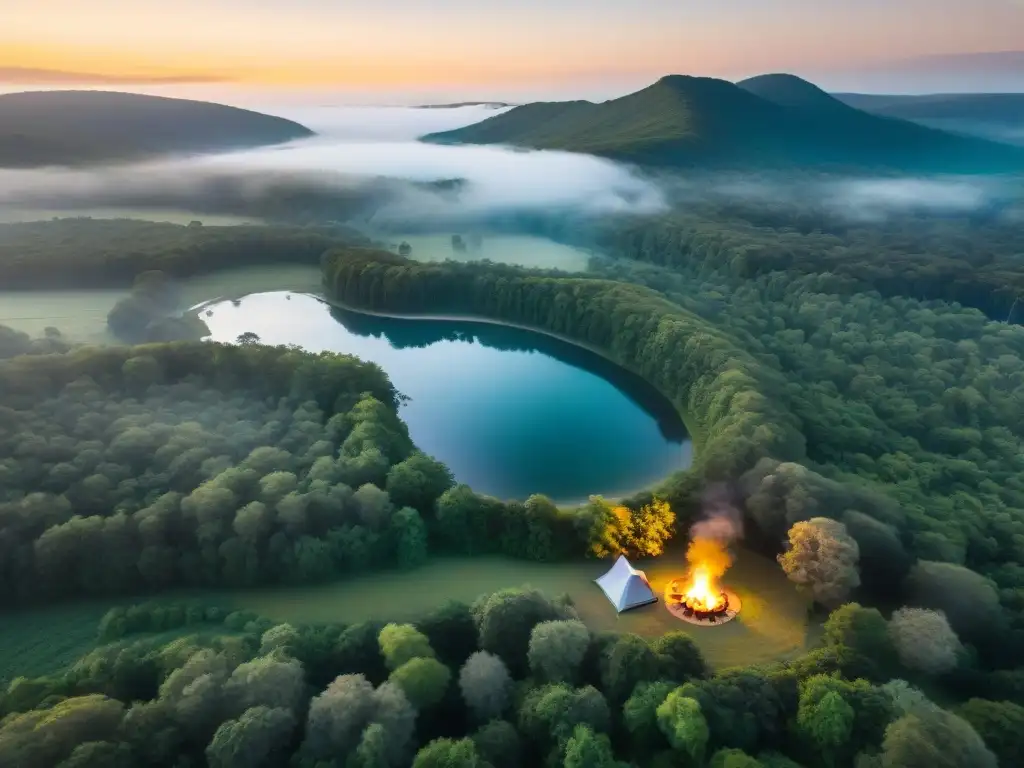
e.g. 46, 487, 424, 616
0, 104, 666, 228
1, 100, 1021, 230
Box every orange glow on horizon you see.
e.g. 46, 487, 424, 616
3, 1, 1023, 90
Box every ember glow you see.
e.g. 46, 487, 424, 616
682, 535, 733, 611
684, 566, 722, 611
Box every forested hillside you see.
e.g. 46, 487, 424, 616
0, 90, 313, 168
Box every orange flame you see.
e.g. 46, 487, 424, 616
680, 536, 733, 611
684, 566, 721, 611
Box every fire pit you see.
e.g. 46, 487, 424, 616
665, 576, 741, 626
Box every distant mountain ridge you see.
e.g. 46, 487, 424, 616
0, 90, 314, 168
835, 92, 1024, 124
832, 91, 1024, 145
414, 101, 515, 109
423, 73, 1024, 173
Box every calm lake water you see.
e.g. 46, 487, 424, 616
202, 291, 691, 503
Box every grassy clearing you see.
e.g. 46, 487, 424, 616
0, 549, 813, 680
0, 265, 324, 345
0, 289, 127, 344
219, 547, 816, 670
375, 233, 592, 273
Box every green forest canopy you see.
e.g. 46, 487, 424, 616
2, 205, 1024, 765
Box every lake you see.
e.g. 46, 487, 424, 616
201, 291, 691, 503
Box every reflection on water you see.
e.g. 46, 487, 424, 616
332, 307, 687, 443
202, 291, 691, 502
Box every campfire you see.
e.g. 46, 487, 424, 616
665, 528, 741, 625
682, 567, 728, 613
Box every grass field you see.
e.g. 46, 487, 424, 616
374, 233, 592, 273
0, 265, 325, 344
0, 548, 813, 682
219, 547, 816, 670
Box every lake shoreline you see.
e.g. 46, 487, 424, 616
317, 293, 700, 505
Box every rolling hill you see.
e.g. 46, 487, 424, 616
423, 74, 1024, 172
0, 90, 314, 168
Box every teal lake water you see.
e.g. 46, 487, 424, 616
201, 291, 691, 503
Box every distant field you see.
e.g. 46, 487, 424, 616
0, 209, 259, 226
0, 264, 324, 344
0, 288, 126, 344
218, 548, 816, 670
375, 233, 593, 273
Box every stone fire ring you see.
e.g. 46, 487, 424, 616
665, 588, 742, 627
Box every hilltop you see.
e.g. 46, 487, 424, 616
0, 90, 314, 168
423, 73, 1024, 172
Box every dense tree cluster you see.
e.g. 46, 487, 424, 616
0, 325, 71, 360
106, 271, 210, 343
0, 341, 438, 604
1, 591, 1013, 767
586, 202, 1024, 322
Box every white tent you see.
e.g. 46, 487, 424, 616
595, 555, 658, 612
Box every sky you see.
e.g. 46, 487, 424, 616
2, 0, 1023, 100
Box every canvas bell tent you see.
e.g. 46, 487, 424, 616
595, 555, 658, 612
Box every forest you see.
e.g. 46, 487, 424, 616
583, 201, 1024, 323
2, 205, 1024, 766
3, 587, 1017, 768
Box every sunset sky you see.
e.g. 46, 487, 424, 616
3, 0, 1023, 99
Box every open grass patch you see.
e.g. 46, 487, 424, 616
218, 548, 815, 669
0, 549, 813, 679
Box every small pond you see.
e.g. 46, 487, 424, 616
201, 291, 691, 503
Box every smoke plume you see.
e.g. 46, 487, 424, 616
685, 485, 744, 581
